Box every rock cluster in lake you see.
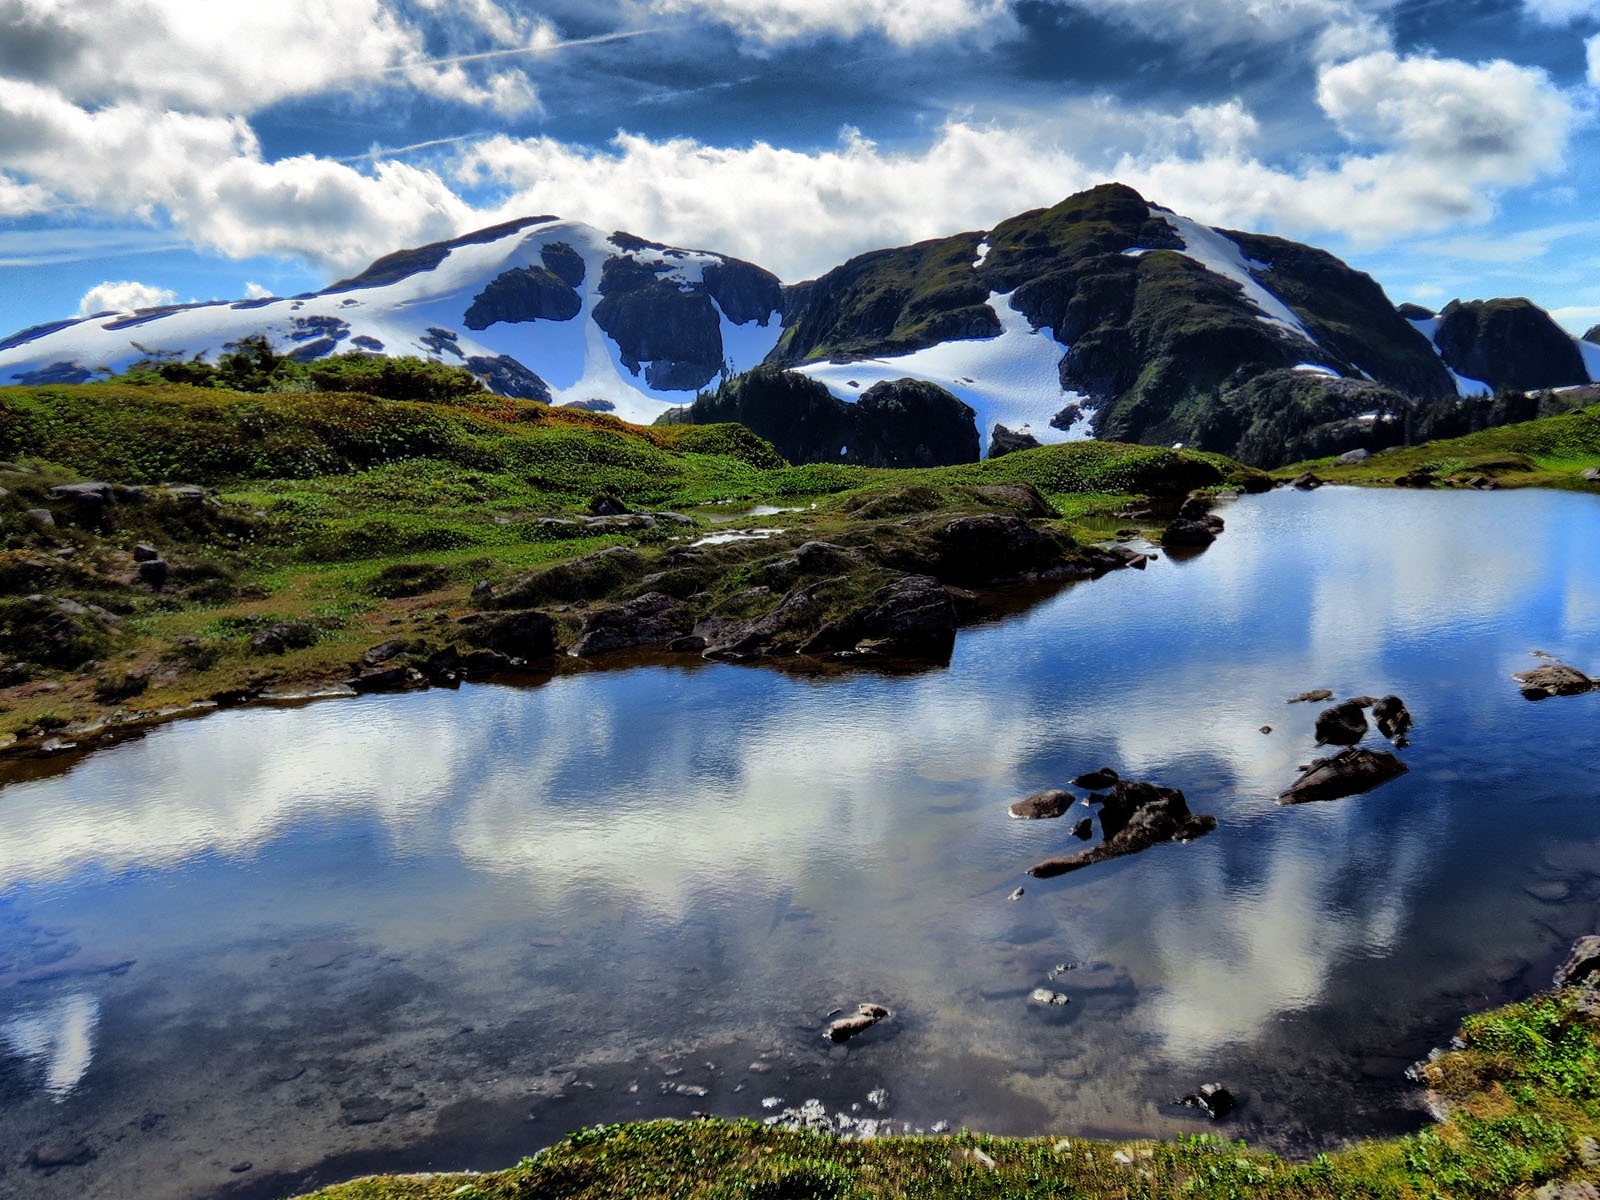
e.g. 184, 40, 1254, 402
1280, 692, 1413, 803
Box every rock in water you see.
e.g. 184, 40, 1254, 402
1279, 748, 1408, 804
826, 1003, 890, 1043
1071, 817, 1093, 841
1028, 988, 1070, 1006
1372, 695, 1412, 741
1286, 689, 1333, 704
1314, 698, 1368, 745
1071, 766, 1119, 790
1009, 789, 1075, 819
1182, 1083, 1236, 1119
1028, 780, 1216, 877
1513, 663, 1596, 700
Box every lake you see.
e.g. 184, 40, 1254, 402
2, 485, 1599, 1199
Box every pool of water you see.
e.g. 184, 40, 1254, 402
2, 486, 1599, 1198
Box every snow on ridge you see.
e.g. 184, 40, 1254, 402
794, 290, 1090, 455
1578, 338, 1600, 385
1151, 208, 1319, 347
972, 239, 991, 270
1403, 314, 1491, 399
1292, 363, 1339, 377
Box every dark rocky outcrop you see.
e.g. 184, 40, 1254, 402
798, 573, 963, 659
458, 609, 557, 659
1027, 779, 1215, 877
1072, 767, 1119, 790
464, 355, 551, 402
1372, 695, 1412, 741
988, 424, 1042, 458
1181, 1083, 1237, 1120
1278, 748, 1408, 804
463, 267, 583, 330
1513, 662, 1597, 700
1434, 298, 1588, 392
702, 259, 783, 326
663, 367, 978, 468
570, 593, 694, 658
540, 241, 587, 288
1009, 789, 1076, 819
486, 547, 646, 608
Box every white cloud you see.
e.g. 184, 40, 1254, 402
1589, 32, 1600, 83
0, 0, 539, 115
77, 280, 179, 317
243, 281, 273, 300
1061, 0, 1393, 59
644, 0, 1016, 45
1525, 0, 1600, 22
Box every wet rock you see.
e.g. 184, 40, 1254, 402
459, 608, 557, 659
1009, 789, 1075, 820
1072, 817, 1093, 841
1513, 663, 1596, 700
1071, 767, 1119, 790
1101, 544, 1150, 570
30, 1140, 95, 1169
1314, 698, 1369, 746
1028, 988, 1070, 1006
1160, 518, 1216, 548
1372, 695, 1412, 741
571, 592, 693, 657
348, 666, 417, 693
1554, 936, 1600, 990
1279, 748, 1408, 804
1290, 473, 1323, 490
1028, 780, 1216, 877
1287, 689, 1333, 704
1181, 1083, 1236, 1119
826, 1003, 890, 1043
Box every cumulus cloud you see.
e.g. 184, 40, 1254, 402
77, 280, 179, 317
0, 0, 540, 115
643, 0, 1015, 45
1524, 0, 1600, 22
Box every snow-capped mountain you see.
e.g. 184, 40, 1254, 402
2, 183, 1596, 468
0, 218, 785, 426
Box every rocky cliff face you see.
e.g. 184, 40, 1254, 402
661, 367, 978, 468
1434, 298, 1588, 392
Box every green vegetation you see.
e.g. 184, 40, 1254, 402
0, 369, 1256, 743
1279, 400, 1600, 489
292, 988, 1600, 1200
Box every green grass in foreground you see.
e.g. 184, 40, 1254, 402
297, 990, 1600, 1200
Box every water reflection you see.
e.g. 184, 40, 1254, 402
0, 487, 1598, 1195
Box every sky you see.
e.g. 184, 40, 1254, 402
3, 0, 1600, 338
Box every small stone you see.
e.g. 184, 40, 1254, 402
229, 1162, 253, 1174
1007, 887, 1024, 902
1259, 726, 1271, 735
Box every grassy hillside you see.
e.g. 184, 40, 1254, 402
0, 378, 1262, 745
295, 987, 1600, 1200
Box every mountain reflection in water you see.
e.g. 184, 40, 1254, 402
0, 487, 1598, 1199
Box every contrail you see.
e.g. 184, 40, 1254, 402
335, 134, 488, 164
385, 28, 659, 73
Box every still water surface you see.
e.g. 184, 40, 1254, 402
2, 486, 1599, 1198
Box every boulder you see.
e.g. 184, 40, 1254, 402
1072, 817, 1093, 841
137, 558, 170, 589
348, 666, 417, 693
49, 481, 115, 505
1513, 663, 1596, 700
459, 609, 557, 659
1314, 698, 1368, 746
132, 543, 160, 562
1336, 449, 1370, 464
1290, 473, 1323, 490
570, 592, 694, 657
826, 1003, 890, 1043
1372, 695, 1412, 741
1028, 779, 1216, 877
249, 621, 318, 656
1009, 789, 1075, 820
988, 423, 1042, 458
1278, 748, 1408, 804
802, 574, 961, 659
1160, 518, 1216, 548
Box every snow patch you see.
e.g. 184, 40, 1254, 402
1152, 209, 1318, 347
971, 239, 991, 269
795, 290, 1090, 455
1292, 363, 1339, 377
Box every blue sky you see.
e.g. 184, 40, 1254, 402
3, 0, 1600, 338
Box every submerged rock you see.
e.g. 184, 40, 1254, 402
1279, 747, 1408, 804
1009, 789, 1075, 820
1028, 988, 1070, 1006
1027, 779, 1216, 877
1286, 689, 1334, 704
1513, 663, 1597, 700
826, 1003, 891, 1043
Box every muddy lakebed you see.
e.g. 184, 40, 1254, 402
2, 485, 1599, 1199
